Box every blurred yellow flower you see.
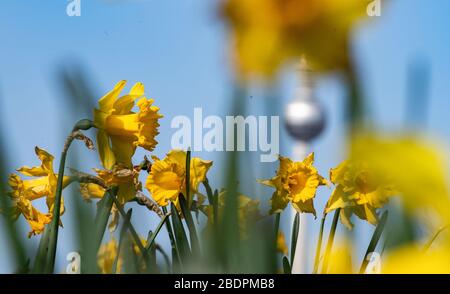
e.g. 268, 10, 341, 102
97, 237, 148, 274
6, 147, 71, 237
221, 0, 367, 78
276, 231, 288, 255
350, 134, 450, 226
94, 80, 163, 169
325, 160, 396, 229
326, 241, 354, 274
145, 150, 212, 207
259, 153, 327, 216
97, 238, 122, 274
382, 244, 450, 274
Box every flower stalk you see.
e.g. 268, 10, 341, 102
321, 208, 340, 274
44, 120, 95, 273
313, 213, 327, 274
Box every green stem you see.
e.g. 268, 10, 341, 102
290, 212, 300, 266
344, 57, 364, 131
313, 213, 327, 274
274, 213, 281, 240
321, 208, 340, 274
43, 119, 95, 273
359, 210, 388, 273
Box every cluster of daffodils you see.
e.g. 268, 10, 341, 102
3, 80, 450, 274
260, 152, 396, 228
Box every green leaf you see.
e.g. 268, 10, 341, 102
112, 208, 133, 274
145, 213, 170, 251
170, 202, 191, 261
94, 187, 118, 252
32, 226, 50, 273
179, 194, 200, 256
282, 256, 291, 274
162, 206, 181, 271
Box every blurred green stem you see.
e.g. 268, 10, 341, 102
274, 213, 281, 240
321, 208, 340, 274
344, 58, 364, 130
313, 213, 327, 274
423, 225, 449, 251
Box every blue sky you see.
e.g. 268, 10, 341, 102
1, 0, 450, 273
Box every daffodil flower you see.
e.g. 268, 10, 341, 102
259, 153, 327, 216
94, 80, 163, 169
325, 160, 396, 229
221, 0, 368, 78
350, 134, 450, 226
382, 244, 450, 274
97, 237, 148, 274
7, 147, 71, 237
145, 150, 212, 207
97, 238, 122, 274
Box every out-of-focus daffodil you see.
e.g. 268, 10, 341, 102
326, 241, 354, 274
276, 231, 288, 255
6, 147, 71, 237
97, 237, 148, 274
145, 150, 212, 207
350, 134, 450, 226
97, 238, 122, 274
259, 153, 327, 216
94, 80, 162, 169
325, 160, 396, 229
382, 244, 450, 274
221, 0, 368, 78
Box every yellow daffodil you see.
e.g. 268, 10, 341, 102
80, 164, 141, 203
326, 241, 354, 274
145, 150, 212, 207
382, 244, 450, 274
350, 133, 450, 226
6, 147, 71, 237
259, 153, 327, 216
94, 80, 163, 169
221, 0, 368, 78
276, 231, 288, 256
97, 238, 122, 274
325, 160, 396, 229
97, 237, 148, 274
